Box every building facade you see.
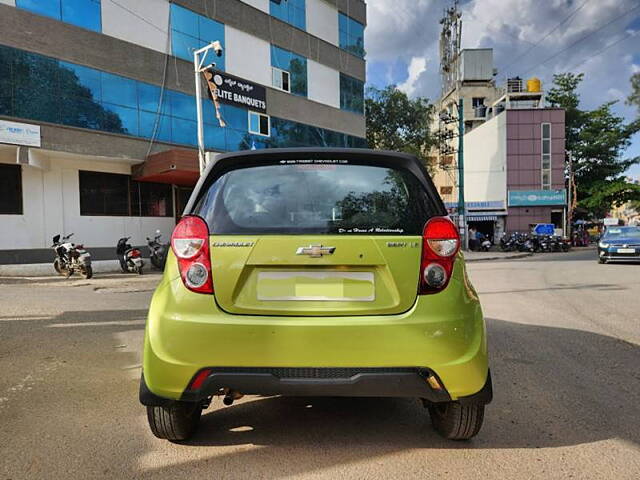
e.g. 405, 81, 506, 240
0, 0, 367, 263
432, 48, 566, 240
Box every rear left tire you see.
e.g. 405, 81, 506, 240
146, 402, 202, 442
429, 401, 484, 440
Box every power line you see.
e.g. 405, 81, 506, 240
566, 29, 638, 73
517, 2, 640, 77
501, 0, 590, 73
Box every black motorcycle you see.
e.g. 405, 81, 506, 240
147, 231, 168, 270
51, 233, 93, 279
116, 237, 144, 274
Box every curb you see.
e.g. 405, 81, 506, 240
465, 252, 534, 263
0, 258, 152, 277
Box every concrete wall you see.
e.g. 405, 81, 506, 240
101, 0, 170, 54
505, 108, 566, 232
463, 112, 507, 205
239, 0, 269, 14
505, 109, 565, 191
0, 150, 175, 252
307, 59, 340, 109
225, 25, 272, 87
307, 0, 339, 46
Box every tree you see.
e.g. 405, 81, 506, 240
627, 72, 640, 112
547, 73, 640, 219
365, 85, 436, 168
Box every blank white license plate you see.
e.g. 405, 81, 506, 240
616, 248, 635, 253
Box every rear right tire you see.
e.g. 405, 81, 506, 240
146, 402, 202, 442
429, 401, 484, 440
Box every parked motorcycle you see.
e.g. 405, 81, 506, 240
116, 237, 144, 274
51, 233, 93, 279
146, 230, 168, 270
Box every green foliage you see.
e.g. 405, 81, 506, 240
547, 73, 640, 219
365, 86, 435, 168
627, 72, 640, 112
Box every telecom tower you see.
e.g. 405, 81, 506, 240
439, 0, 462, 97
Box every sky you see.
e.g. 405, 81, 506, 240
364, 0, 640, 178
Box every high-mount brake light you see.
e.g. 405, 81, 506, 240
419, 216, 460, 295
171, 216, 213, 294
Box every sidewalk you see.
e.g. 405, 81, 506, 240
0, 259, 151, 277
462, 250, 533, 262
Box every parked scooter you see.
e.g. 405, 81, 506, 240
51, 233, 93, 279
116, 237, 144, 274
146, 230, 168, 270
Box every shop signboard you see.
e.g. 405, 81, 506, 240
0, 119, 41, 147
508, 189, 566, 207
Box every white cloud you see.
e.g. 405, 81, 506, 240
397, 56, 428, 96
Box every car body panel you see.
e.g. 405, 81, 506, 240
211, 235, 422, 316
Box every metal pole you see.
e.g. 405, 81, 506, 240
566, 151, 573, 238
194, 50, 206, 175
457, 98, 467, 250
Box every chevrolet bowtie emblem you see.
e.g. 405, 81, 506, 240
296, 245, 336, 258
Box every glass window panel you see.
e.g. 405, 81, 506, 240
61, 0, 101, 32
270, 45, 291, 71
133, 181, 174, 217
79, 170, 130, 216
225, 128, 252, 151
0, 165, 23, 215
171, 117, 197, 145
16, 0, 61, 20
198, 16, 223, 43
204, 125, 226, 150
58, 96, 105, 130
137, 82, 163, 113
170, 4, 198, 36
542, 139, 550, 154
139, 111, 172, 142
102, 102, 138, 136
291, 5, 306, 30
171, 30, 199, 61
169, 90, 196, 120
289, 55, 307, 97
203, 98, 220, 124
542, 154, 551, 169
222, 104, 247, 131
101, 72, 137, 108
249, 111, 260, 133
259, 114, 269, 135
60, 62, 101, 101
542, 123, 550, 138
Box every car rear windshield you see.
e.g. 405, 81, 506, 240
192, 160, 440, 235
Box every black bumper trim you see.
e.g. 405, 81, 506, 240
139, 368, 493, 407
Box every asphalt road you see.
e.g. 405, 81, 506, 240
1, 249, 639, 479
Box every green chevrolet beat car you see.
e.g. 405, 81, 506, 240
140, 148, 492, 441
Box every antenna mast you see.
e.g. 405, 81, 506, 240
439, 0, 462, 96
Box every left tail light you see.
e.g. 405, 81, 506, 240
419, 216, 460, 295
171, 215, 213, 294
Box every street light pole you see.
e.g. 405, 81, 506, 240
457, 97, 467, 250
193, 41, 223, 175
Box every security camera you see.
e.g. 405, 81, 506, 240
211, 40, 223, 57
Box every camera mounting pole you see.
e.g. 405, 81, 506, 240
193, 41, 223, 175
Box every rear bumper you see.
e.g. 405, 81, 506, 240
142, 258, 489, 404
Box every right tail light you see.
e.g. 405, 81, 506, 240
419, 216, 460, 295
171, 215, 214, 294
